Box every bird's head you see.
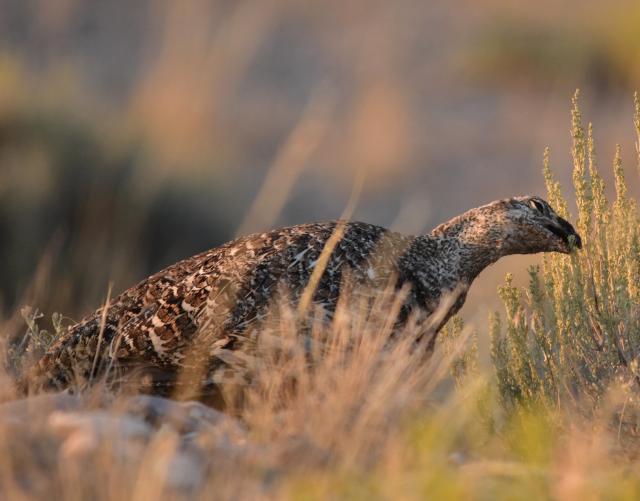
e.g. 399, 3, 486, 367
432, 195, 582, 257
422, 196, 582, 307
479, 196, 582, 255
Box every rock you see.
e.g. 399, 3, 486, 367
0, 391, 81, 425
48, 409, 152, 460
120, 395, 248, 449
0, 392, 252, 492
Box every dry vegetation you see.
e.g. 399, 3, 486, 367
2, 1, 640, 499
0, 94, 638, 499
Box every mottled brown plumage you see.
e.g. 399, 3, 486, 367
28, 196, 581, 398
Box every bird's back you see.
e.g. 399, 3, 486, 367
29, 221, 412, 395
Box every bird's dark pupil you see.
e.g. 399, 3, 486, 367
532, 200, 545, 213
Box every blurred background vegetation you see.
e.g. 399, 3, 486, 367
1, 0, 639, 342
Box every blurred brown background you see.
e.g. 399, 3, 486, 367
1, 0, 639, 333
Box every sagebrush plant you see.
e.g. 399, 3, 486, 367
490, 91, 640, 412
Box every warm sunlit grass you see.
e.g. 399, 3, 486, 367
2, 2, 640, 497
0, 95, 639, 499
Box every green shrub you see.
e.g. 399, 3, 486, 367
490, 91, 640, 411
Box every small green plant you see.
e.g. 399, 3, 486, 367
19, 307, 68, 352
491, 91, 640, 413
19, 307, 53, 353
440, 316, 478, 388
8, 307, 69, 381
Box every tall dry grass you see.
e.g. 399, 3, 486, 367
2, 286, 639, 499
0, 95, 639, 499
1, 1, 640, 497
0, 281, 468, 499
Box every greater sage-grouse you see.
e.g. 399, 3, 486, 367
28, 196, 581, 399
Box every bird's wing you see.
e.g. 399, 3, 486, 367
30, 221, 408, 391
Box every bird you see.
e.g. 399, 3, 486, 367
26, 195, 581, 402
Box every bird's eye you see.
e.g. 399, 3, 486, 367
529, 199, 546, 214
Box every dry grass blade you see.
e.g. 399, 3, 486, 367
297, 168, 364, 316
89, 284, 113, 384
235, 89, 334, 238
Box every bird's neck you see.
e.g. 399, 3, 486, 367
426, 209, 510, 284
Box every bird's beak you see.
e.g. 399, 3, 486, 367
571, 231, 582, 250
565, 231, 582, 251
545, 218, 582, 251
